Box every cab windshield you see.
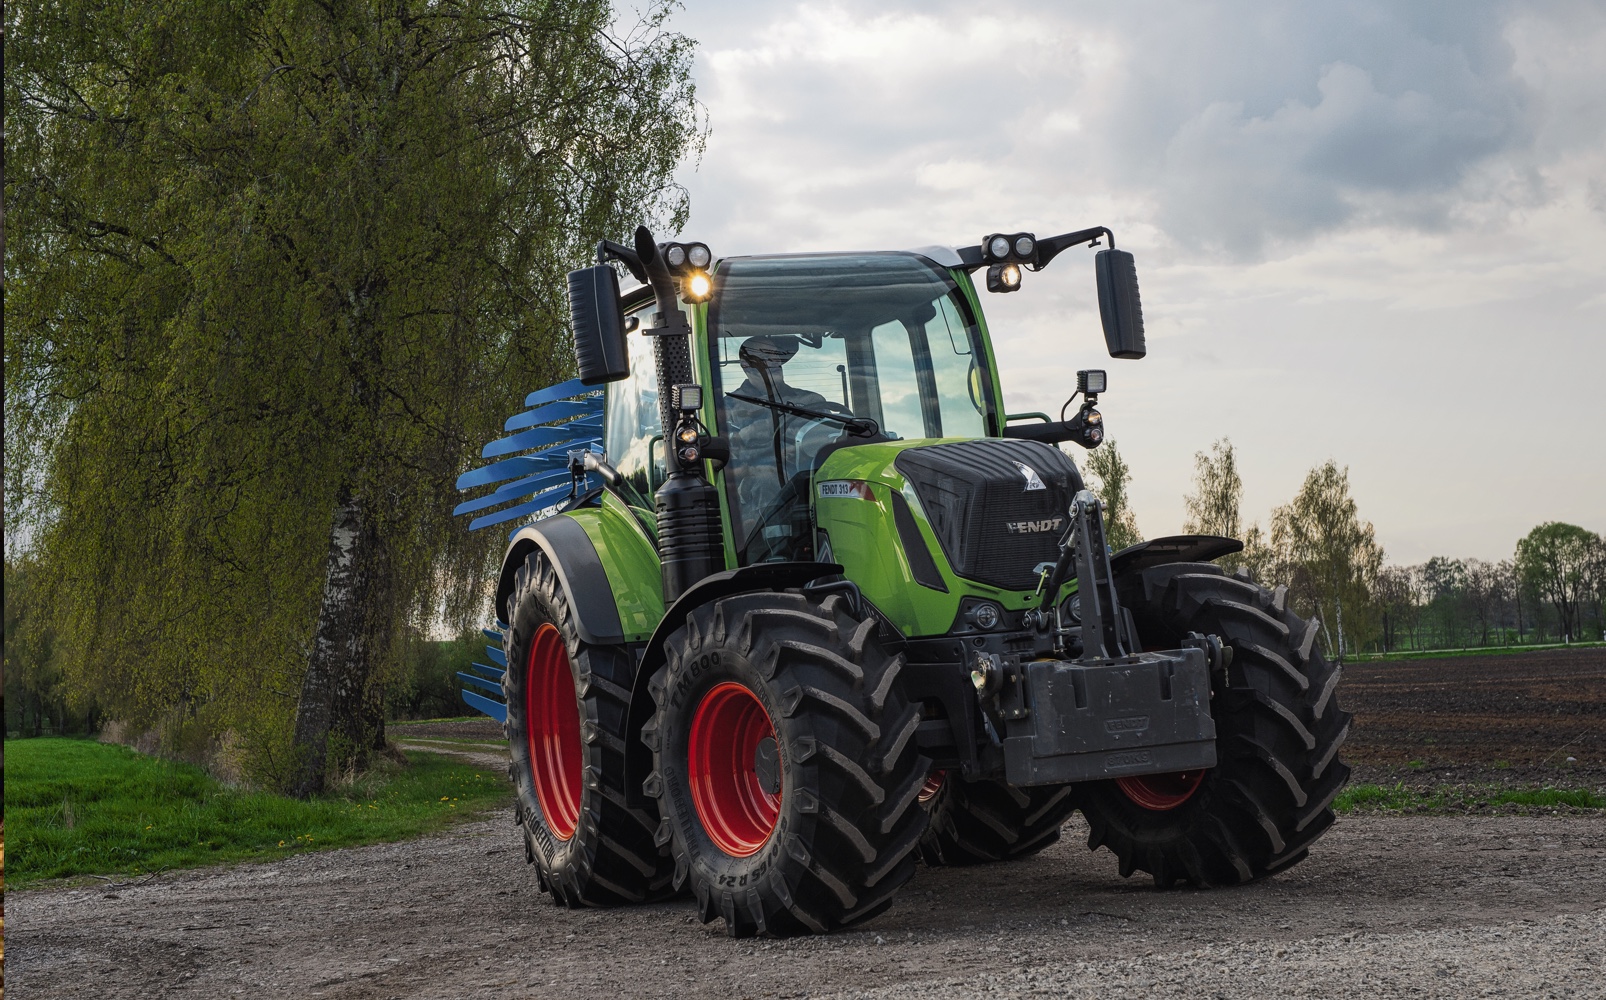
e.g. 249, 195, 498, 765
708, 253, 993, 564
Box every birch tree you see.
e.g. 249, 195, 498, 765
1270, 461, 1384, 661
1081, 439, 1143, 552
5, 0, 703, 793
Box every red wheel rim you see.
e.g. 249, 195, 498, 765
1115, 770, 1207, 811
919, 769, 946, 804
688, 682, 781, 857
526, 623, 582, 840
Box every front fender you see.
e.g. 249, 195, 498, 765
495, 495, 665, 646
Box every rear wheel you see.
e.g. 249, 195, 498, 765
1078, 562, 1352, 887
503, 549, 674, 905
643, 590, 929, 937
918, 774, 1079, 866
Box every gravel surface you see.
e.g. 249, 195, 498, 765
9, 811, 1604, 999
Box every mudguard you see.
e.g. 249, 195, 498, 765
1109, 534, 1243, 577
496, 514, 625, 646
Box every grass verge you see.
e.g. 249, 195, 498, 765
1356, 641, 1606, 663
1336, 781, 1606, 814
4, 738, 511, 890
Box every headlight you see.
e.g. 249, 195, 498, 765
687, 243, 711, 268
685, 271, 712, 301
1014, 235, 1035, 258
665, 244, 687, 267
988, 235, 1011, 260
972, 602, 1001, 630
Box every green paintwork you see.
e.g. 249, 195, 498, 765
561, 256, 1071, 645
812, 439, 1075, 639
567, 492, 665, 642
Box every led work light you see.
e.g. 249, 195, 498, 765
986, 262, 1023, 293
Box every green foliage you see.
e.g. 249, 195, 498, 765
4, 1, 702, 782
1182, 438, 1241, 564
1081, 438, 1142, 552
1270, 461, 1384, 659
1516, 522, 1605, 643
4, 556, 96, 736
386, 631, 483, 722
4, 738, 510, 888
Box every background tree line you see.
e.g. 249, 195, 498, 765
4, 0, 702, 787
1087, 437, 1606, 659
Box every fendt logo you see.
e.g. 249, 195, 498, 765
1005, 518, 1063, 534
1013, 462, 1047, 491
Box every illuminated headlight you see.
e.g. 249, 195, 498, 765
1014, 235, 1035, 258
986, 262, 1022, 293
988, 235, 1011, 260
665, 244, 687, 267
686, 243, 712, 268
684, 271, 712, 302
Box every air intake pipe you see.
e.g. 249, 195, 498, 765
634, 226, 725, 603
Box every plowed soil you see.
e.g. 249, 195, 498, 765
1340, 647, 1605, 790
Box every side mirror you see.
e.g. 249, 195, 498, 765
1095, 249, 1146, 359
567, 264, 629, 384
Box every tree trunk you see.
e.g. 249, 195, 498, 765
288, 490, 375, 798
1335, 592, 1345, 663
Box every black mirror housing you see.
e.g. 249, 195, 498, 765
1095, 249, 1146, 359
567, 264, 629, 384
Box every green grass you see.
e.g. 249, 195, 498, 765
3, 738, 511, 889
1359, 641, 1606, 663
389, 716, 487, 727
1336, 782, 1606, 813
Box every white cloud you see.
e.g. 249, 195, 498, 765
663, 0, 1606, 561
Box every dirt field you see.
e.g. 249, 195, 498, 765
10, 649, 1604, 998
1341, 647, 1605, 791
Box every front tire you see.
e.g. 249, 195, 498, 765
917, 774, 1079, 866
503, 549, 674, 906
644, 590, 928, 937
1078, 563, 1352, 886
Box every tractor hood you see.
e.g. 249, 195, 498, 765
811, 438, 1085, 637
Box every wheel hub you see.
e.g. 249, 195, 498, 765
688, 682, 781, 857
526, 623, 582, 840
1115, 769, 1206, 811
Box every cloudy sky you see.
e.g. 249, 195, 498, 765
650, 0, 1604, 564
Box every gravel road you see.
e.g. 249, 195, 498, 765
9, 811, 1604, 999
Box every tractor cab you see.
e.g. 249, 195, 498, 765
705, 252, 992, 565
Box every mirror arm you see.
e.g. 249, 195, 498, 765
597, 239, 647, 285
1032, 226, 1114, 271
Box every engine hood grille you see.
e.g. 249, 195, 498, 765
894, 439, 1084, 591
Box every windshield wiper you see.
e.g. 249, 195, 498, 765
726, 392, 880, 438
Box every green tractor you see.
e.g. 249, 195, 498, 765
453, 225, 1350, 937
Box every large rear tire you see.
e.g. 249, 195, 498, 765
917, 774, 1079, 866
643, 590, 928, 937
1078, 562, 1352, 886
502, 549, 674, 906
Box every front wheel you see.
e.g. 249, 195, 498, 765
503, 549, 674, 906
1078, 562, 1352, 887
917, 774, 1079, 866
643, 590, 929, 937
